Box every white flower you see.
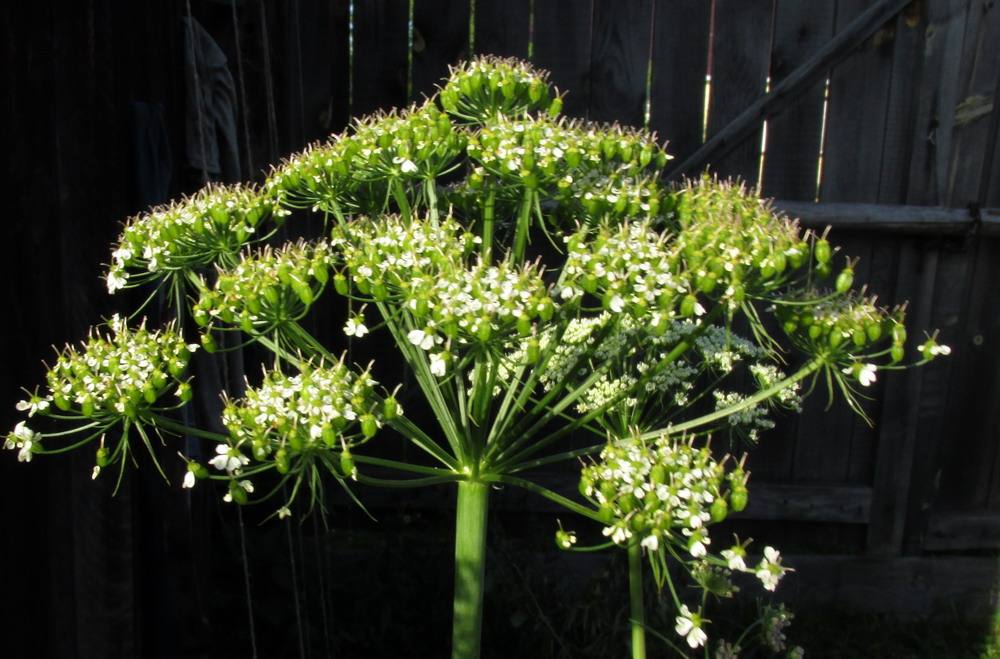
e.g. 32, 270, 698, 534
209, 444, 249, 473
721, 546, 747, 571
107, 270, 128, 294
755, 546, 789, 591
92, 466, 101, 480
400, 159, 418, 174
343, 316, 368, 338
407, 328, 436, 350
640, 534, 659, 552
16, 397, 49, 417
429, 351, 447, 377
843, 362, 877, 387
182, 470, 197, 488
277, 506, 292, 519
609, 295, 625, 313
5, 421, 38, 462
675, 605, 707, 649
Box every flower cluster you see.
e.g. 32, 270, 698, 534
42, 315, 196, 419
221, 358, 384, 471
193, 239, 337, 334
439, 56, 560, 123
267, 103, 465, 216
579, 434, 742, 557
561, 220, 688, 328
776, 291, 903, 367
107, 184, 284, 292
334, 214, 553, 361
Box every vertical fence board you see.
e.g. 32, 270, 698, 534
760, 0, 836, 201
905, 0, 970, 205
587, 0, 653, 127
821, 0, 895, 203
648, 0, 712, 163
413, 0, 472, 102
473, 0, 531, 59
945, 1, 1000, 206
706, 0, 773, 184
532, 0, 594, 119
351, 0, 411, 117
872, 5, 926, 204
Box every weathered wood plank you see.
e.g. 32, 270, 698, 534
772, 199, 1000, 235
781, 555, 998, 618
905, 0, 970, 205
945, 0, 1000, 206
704, 0, 773, 184
531, 0, 593, 119
351, 0, 411, 117
588, 0, 653, 128
648, 0, 712, 164
412, 0, 472, 102
473, 0, 531, 60
668, 0, 918, 182
925, 510, 1000, 551
820, 0, 896, 203
760, 0, 835, 201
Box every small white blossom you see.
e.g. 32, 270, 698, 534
429, 351, 448, 377
675, 605, 708, 649
408, 329, 436, 350
182, 470, 197, 488
209, 444, 249, 474
343, 316, 368, 338
756, 546, 789, 591
5, 421, 38, 462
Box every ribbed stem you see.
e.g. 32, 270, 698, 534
452, 480, 490, 659
628, 540, 648, 659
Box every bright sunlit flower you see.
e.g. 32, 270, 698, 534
209, 444, 250, 474
674, 605, 707, 648
756, 546, 789, 591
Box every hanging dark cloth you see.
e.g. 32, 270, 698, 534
183, 16, 242, 182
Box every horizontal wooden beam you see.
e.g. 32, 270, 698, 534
924, 511, 1000, 551
781, 555, 998, 618
773, 200, 1000, 236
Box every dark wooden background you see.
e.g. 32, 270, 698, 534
2, 0, 999, 656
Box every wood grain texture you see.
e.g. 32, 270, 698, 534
531, 0, 594, 119
473, 0, 531, 59
649, 0, 712, 164
588, 0, 653, 127
705, 0, 774, 184
412, 0, 472, 102
760, 0, 835, 201
351, 0, 411, 117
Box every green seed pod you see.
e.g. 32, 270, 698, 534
866, 322, 883, 342
680, 293, 698, 317
730, 487, 748, 513
382, 396, 399, 420
710, 496, 729, 523
321, 423, 337, 447
852, 328, 867, 347
526, 337, 541, 363
516, 314, 532, 337
201, 332, 217, 353
597, 502, 616, 524
228, 481, 249, 505
333, 272, 349, 296
836, 267, 854, 294
650, 463, 667, 485
275, 448, 290, 474
890, 342, 905, 363
96, 446, 111, 468
578, 475, 594, 498
294, 283, 314, 306
360, 413, 378, 439
815, 239, 831, 264
340, 449, 356, 478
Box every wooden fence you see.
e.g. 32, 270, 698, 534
2, 0, 1000, 655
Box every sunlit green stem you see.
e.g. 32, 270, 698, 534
452, 479, 489, 659
628, 540, 648, 659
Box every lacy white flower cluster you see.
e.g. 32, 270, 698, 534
334, 214, 553, 361
107, 184, 284, 292
579, 435, 740, 556
222, 358, 383, 463
561, 220, 688, 328
194, 239, 337, 332
42, 315, 196, 419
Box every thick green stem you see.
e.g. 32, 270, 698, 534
452, 480, 490, 659
628, 541, 648, 659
